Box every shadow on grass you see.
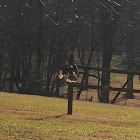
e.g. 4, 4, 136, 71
26, 114, 66, 121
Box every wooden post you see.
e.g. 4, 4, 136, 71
67, 53, 74, 115
67, 83, 73, 115
111, 79, 129, 104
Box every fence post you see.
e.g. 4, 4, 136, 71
67, 54, 75, 115
67, 83, 73, 115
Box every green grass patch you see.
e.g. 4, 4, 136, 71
0, 92, 140, 140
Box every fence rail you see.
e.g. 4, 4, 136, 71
73, 84, 140, 93
77, 65, 140, 75
67, 64, 140, 115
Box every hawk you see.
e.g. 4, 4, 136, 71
58, 64, 79, 83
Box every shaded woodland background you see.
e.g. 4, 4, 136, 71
0, 0, 140, 103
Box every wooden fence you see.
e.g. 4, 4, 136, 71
67, 65, 140, 115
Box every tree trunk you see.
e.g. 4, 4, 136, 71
76, 18, 95, 100
15, 44, 21, 81
100, 22, 113, 103
126, 4, 135, 99
46, 40, 54, 96
97, 50, 101, 102
100, 44, 113, 103
9, 41, 16, 93
126, 33, 134, 99
77, 69, 89, 100
55, 76, 61, 97
0, 46, 3, 91
36, 0, 42, 80
99, 1, 117, 103
21, 42, 26, 93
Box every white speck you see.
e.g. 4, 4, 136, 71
26, 3, 29, 7
75, 15, 78, 18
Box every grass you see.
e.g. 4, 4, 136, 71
0, 92, 140, 140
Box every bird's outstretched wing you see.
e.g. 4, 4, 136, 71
58, 70, 64, 79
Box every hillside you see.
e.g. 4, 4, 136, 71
0, 92, 140, 140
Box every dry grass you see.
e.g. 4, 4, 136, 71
0, 92, 140, 140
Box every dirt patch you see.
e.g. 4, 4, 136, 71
93, 132, 118, 139
115, 98, 140, 108
72, 90, 140, 108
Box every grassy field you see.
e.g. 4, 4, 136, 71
0, 92, 140, 140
